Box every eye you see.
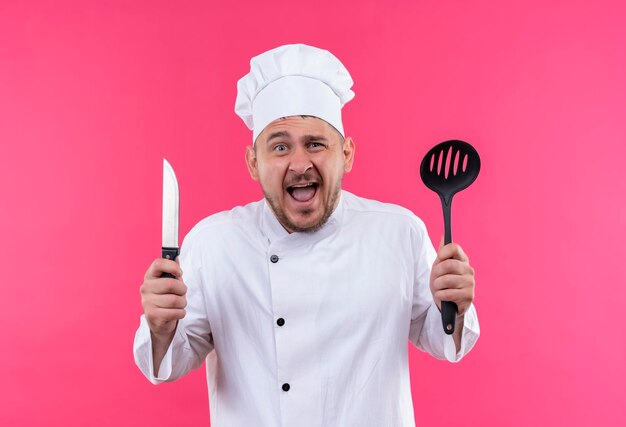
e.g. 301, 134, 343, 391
308, 142, 325, 150
273, 144, 287, 152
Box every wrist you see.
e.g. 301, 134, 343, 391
150, 321, 178, 343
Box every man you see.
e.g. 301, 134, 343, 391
134, 44, 479, 426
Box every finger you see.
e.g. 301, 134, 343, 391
145, 258, 183, 280
436, 242, 469, 263
148, 293, 188, 310
433, 287, 474, 311
431, 236, 446, 268
141, 278, 187, 296
432, 273, 474, 292
142, 295, 187, 320
431, 258, 474, 279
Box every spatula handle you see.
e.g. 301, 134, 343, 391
442, 301, 457, 334
441, 197, 457, 335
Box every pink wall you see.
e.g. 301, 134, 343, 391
1, 0, 624, 425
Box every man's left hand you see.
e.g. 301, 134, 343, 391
429, 240, 475, 318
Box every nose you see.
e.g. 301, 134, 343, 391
288, 147, 313, 175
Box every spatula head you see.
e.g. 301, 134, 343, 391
420, 139, 481, 198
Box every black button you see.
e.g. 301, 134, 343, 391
270, 254, 279, 263
276, 318, 285, 327
282, 383, 290, 392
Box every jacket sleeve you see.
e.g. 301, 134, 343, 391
407, 217, 480, 362
133, 231, 215, 383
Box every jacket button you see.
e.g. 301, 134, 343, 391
276, 318, 285, 327
270, 254, 279, 263
282, 383, 290, 392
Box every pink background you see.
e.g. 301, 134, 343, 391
1, 0, 625, 425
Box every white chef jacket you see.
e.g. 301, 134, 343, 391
134, 191, 479, 426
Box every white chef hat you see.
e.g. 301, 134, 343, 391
235, 43, 355, 143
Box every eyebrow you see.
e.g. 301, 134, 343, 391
266, 131, 290, 143
265, 131, 329, 144
303, 135, 328, 143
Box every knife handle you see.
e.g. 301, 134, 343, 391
161, 247, 180, 279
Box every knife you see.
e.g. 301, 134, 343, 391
162, 158, 180, 278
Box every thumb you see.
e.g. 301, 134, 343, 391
175, 257, 183, 276
438, 235, 445, 250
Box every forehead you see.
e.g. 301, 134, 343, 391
257, 116, 339, 143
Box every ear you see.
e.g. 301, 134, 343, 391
245, 146, 259, 181
342, 137, 355, 173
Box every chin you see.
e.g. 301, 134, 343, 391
264, 189, 336, 234
287, 210, 329, 233
289, 216, 319, 231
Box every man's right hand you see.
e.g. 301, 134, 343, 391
140, 258, 187, 375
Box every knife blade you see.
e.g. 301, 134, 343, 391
162, 158, 180, 277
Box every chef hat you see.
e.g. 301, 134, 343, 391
235, 43, 355, 143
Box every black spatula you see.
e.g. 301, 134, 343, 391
420, 140, 481, 335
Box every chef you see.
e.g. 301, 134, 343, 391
134, 43, 479, 426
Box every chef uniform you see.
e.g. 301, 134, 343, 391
134, 44, 480, 427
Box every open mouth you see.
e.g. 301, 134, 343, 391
286, 182, 319, 203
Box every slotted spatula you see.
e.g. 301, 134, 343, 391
420, 140, 481, 335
